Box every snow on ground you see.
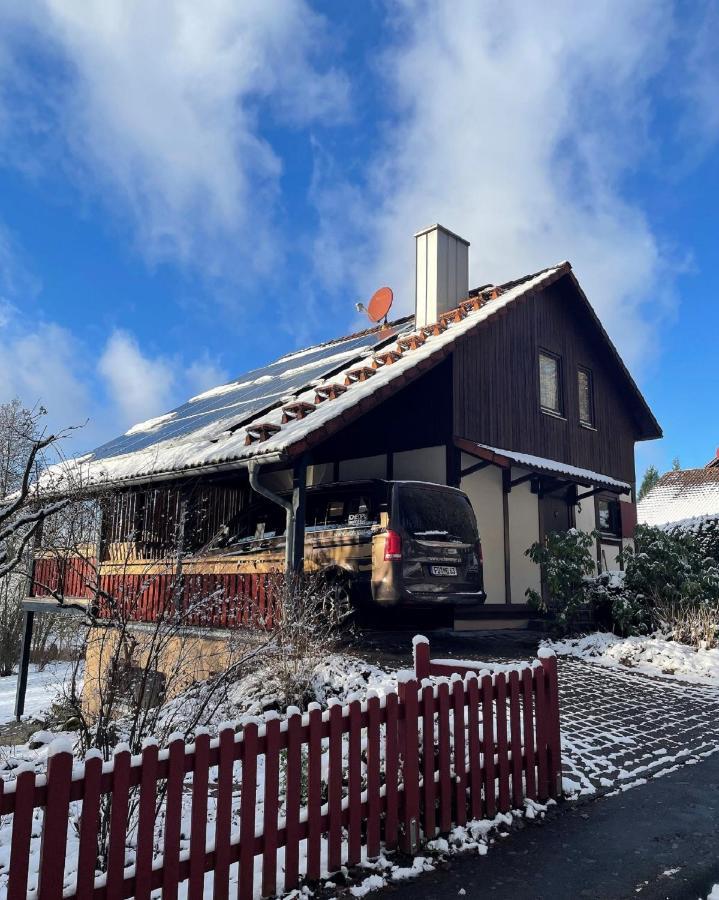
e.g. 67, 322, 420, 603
546, 632, 719, 686
0, 662, 79, 727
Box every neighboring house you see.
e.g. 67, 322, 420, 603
19, 223, 661, 709
638, 455, 719, 527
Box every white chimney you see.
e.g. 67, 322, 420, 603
414, 224, 470, 329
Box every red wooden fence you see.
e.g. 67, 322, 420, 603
0, 640, 562, 899
31, 557, 278, 628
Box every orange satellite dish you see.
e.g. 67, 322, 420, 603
367, 286, 394, 323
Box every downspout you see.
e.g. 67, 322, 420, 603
248, 460, 295, 573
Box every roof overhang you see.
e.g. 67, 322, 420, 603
455, 438, 631, 494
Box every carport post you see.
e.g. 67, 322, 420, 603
289, 454, 308, 575
14, 610, 35, 721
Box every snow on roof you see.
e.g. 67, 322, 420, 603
638, 468, 719, 527
124, 411, 177, 435
469, 442, 631, 491
46, 262, 575, 490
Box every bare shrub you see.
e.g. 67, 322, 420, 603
658, 601, 719, 649
261, 572, 353, 710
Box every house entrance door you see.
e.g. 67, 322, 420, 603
540, 491, 573, 539
539, 487, 575, 607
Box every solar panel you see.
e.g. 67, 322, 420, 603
90, 319, 415, 462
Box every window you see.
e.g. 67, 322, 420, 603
539, 350, 563, 415
597, 497, 621, 537
578, 366, 594, 427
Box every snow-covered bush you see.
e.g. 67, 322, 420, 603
620, 524, 719, 640
670, 515, 719, 564
580, 524, 719, 644
525, 529, 596, 632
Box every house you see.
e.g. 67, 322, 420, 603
638, 452, 719, 527
17, 224, 661, 713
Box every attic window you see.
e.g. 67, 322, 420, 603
578, 366, 595, 427
539, 350, 563, 416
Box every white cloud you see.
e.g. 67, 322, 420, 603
97, 330, 176, 428
186, 356, 229, 399
0, 319, 91, 436
312, 0, 683, 369
0, 0, 348, 274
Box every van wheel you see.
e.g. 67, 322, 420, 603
322, 572, 352, 609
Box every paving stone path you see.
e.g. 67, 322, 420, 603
557, 656, 719, 796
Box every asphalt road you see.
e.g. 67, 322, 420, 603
383, 750, 719, 900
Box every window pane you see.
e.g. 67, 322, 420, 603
540, 353, 560, 412
578, 368, 593, 425
598, 499, 620, 536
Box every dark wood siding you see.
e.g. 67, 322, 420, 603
453, 277, 639, 486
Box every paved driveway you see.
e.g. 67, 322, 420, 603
353, 626, 719, 796
382, 655, 719, 899
558, 657, 719, 796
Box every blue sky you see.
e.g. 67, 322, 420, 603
0, 0, 717, 480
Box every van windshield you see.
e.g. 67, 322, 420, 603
396, 484, 477, 544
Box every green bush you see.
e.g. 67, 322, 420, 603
525, 529, 596, 632
621, 523, 719, 611
597, 521, 719, 641
525, 520, 719, 643
672, 517, 719, 566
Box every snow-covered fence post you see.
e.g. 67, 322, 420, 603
413, 634, 431, 680
539, 648, 563, 798
397, 670, 420, 854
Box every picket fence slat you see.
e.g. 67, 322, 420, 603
521, 667, 537, 800
188, 732, 210, 900
452, 678, 467, 829
437, 682, 451, 834
163, 737, 186, 900
508, 671, 524, 810
213, 727, 235, 900
260, 715, 280, 898
481, 673, 496, 818
466, 675, 482, 820
37, 744, 73, 899
496, 673, 511, 813
535, 667, 549, 802
347, 699, 362, 866
399, 678, 420, 854
239, 723, 258, 900
106, 748, 131, 900
306, 704, 323, 881
284, 710, 302, 891
366, 695, 382, 860
384, 691, 399, 851
1, 639, 561, 899
75, 753, 103, 900
134, 743, 159, 900
421, 683, 436, 840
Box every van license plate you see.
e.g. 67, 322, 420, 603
430, 565, 458, 576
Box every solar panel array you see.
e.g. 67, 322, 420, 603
90, 319, 415, 462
